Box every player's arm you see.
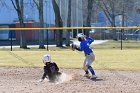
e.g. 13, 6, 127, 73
41, 73, 47, 80
38, 66, 48, 82
71, 43, 85, 51
75, 43, 84, 51
71, 43, 81, 51
75, 46, 81, 51
41, 66, 48, 80
86, 37, 94, 44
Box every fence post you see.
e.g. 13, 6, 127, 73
10, 30, 13, 51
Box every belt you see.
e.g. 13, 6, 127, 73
85, 53, 92, 56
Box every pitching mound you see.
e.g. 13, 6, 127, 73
0, 67, 140, 93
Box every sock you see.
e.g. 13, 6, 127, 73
88, 66, 95, 75
85, 70, 89, 74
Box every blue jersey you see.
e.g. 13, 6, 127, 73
79, 37, 94, 55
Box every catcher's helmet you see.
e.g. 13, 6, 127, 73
43, 54, 51, 63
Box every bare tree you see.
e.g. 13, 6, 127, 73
96, 0, 134, 40
0, 0, 6, 11
11, 0, 27, 48
52, 0, 63, 47
85, 0, 94, 36
33, 0, 45, 49
0, 0, 5, 7
96, 0, 117, 40
66, 0, 71, 46
96, 0, 130, 40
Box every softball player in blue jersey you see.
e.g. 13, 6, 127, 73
73, 33, 97, 79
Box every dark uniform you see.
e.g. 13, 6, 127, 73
41, 62, 61, 82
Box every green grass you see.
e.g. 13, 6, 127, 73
0, 40, 140, 71
94, 49, 140, 71
92, 40, 140, 49
0, 49, 140, 71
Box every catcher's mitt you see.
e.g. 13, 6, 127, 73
71, 43, 77, 51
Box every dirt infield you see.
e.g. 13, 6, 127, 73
0, 67, 140, 93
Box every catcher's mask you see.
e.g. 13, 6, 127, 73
43, 54, 51, 64
77, 33, 84, 42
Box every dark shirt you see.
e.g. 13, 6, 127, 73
42, 62, 61, 81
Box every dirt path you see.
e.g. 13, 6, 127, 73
0, 67, 140, 93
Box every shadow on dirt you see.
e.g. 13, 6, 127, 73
91, 78, 104, 81
86, 77, 104, 82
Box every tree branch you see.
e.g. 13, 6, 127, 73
101, 0, 112, 19
33, 0, 39, 10
96, 0, 113, 25
11, 0, 17, 10
15, 0, 21, 14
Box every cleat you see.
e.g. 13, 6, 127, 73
84, 73, 90, 77
90, 75, 97, 79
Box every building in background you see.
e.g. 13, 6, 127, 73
0, 0, 139, 41
0, 0, 55, 40
0, 0, 84, 40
